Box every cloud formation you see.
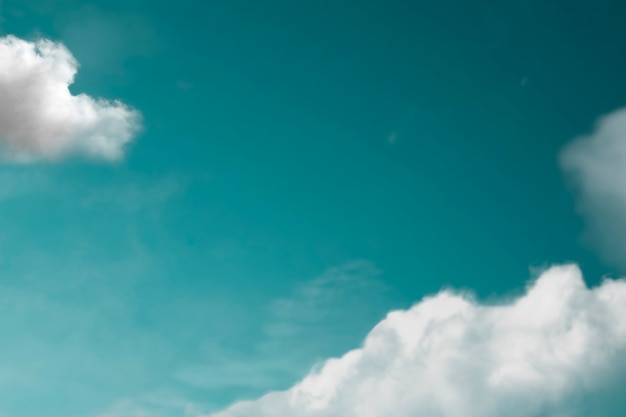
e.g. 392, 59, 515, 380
560, 108, 626, 268
207, 265, 626, 417
174, 261, 392, 395
0, 35, 140, 162
264, 260, 388, 340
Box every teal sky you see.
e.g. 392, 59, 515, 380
1, 0, 625, 416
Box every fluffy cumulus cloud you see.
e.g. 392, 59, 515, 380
207, 265, 626, 417
560, 108, 626, 268
0, 35, 140, 162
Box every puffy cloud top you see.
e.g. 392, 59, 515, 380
0, 35, 140, 162
560, 108, 626, 268
207, 265, 626, 417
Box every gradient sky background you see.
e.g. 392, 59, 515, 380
1, 0, 626, 416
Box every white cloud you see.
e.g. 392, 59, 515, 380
0, 35, 140, 162
560, 107, 626, 268
206, 265, 626, 417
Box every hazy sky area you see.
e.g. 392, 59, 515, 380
1, 1, 626, 416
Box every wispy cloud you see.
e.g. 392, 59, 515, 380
92, 390, 200, 417
173, 261, 393, 399
264, 260, 388, 340
560, 107, 626, 269
0, 35, 140, 162
206, 265, 626, 417
86, 261, 392, 417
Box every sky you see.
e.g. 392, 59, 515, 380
1, 0, 626, 416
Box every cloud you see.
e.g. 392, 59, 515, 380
206, 265, 626, 417
560, 107, 626, 268
0, 35, 140, 162
93, 391, 201, 417
174, 261, 393, 395
264, 260, 388, 339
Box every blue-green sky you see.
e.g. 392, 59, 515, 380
1, 0, 626, 416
